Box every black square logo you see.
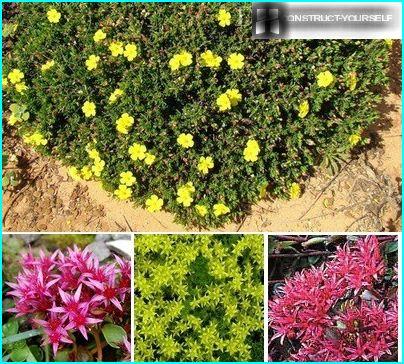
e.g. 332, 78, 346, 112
252, 3, 287, 39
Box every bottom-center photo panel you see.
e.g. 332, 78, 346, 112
133, 234, 265, 362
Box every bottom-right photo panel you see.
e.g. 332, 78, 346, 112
267, 234, 399, 362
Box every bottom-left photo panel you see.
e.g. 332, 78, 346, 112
2, 233, 132, 362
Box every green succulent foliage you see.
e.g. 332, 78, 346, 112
2, 3, 390, 227
134, 234, 264, 361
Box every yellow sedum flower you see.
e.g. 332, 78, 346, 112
81, 166, 93, 180
195, 204, 208, 217
93, 29, 106, 43
385, 39, 393, 49
289, 182, 301, 199
114, 184, 132, 200
82, 101, 96, 118
198, 156, 214, 175
2, 77, 8, 88
109, 41, 124, 57
176, 182, 195, 207
169, 51, 192, 71
15, 82, 27, 94
109, 89, 124, 104
317, 70, 334, 88
213, 203, 230, 217
146, 194, 163, 212
200, 50, 222, 69
8, 114, 18, 126
129, 143, 147, 161
47, 8, 61, 23
216, 93, 231, 112
243, 139, 260, 162
347, 72, 357, 91
91, 158, 105, 177
85, 55, 100, 71
123, 43, 138, 61
8, 69, 24, 84
88, 148, 100, 160
217, 9, 231, 27
226, 89, 242, 107
144, 153, 156, 166
298, 100, 309, 118
177, 133, 194, 148
120, 171, 136, 187
227, 53, 244, 70
23, 132, 47, 146
116, 113, 134, 134
349, 134, 361, 147
41, 60, 55, 72
68, 166, 81, 181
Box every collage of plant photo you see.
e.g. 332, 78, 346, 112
1, 1, 402, 364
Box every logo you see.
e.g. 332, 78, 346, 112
252, 3, 287, 39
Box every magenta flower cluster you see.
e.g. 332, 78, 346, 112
7, 246, 131, 356
268, 236, 398, 361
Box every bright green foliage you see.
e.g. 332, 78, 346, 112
134, 234, 264, 361
3, 3, 390, 227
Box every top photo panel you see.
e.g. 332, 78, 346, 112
2, 2, 402, 232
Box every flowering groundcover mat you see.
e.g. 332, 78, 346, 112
267, 235, 398, 362
2, 3, 391, 227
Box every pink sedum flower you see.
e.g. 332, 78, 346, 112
6, 246, 131, 356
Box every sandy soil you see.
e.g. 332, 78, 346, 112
3, 46, 401, 233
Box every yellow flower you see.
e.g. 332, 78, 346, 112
91, 159, 105, 177
68, 166, 81, 181
226, 89, 242, 107
129, 143, 147, 161
197, 156, 214, 175
120, 171, 136, 187
109, 41, 124, 57
116, 113, 134, 134
213, 203, 230, 217
169, 51, 192, 71
216, 93, 231, 112
93, 29, 106, 43
349, 134, 361, 146
146, 194, 163, 212
177, 133, 194, 148
317, 70, 334, 87
200, 50, 222, 69
81, 166, 93, 180
82, 101, 96, 118
298, 100, 309, 118
109, 89, 124, 104
195, 204, 208, 217
217, 9, 231, 27
2, 77, 8, 88
227, 53, 244, 70
123, 43, 138, 61
289, 182, 301, 199
85, 55, 100, 71
176, 182, 195, 207
169, 55, 182, 71
178, 51, 192, 66
243, 139, 260, 162
23, 132, 48, 146
347, 72, 357, 91
8, 114, 18, 126
385, 39, 393, 49
8, 69, 24, 84
144, 153, 156, 166
15, 82, 27, 94
88, 148, 100, 160
41, 60, 55, 72
114, 184, 132, 200
47, 8, 61, 23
